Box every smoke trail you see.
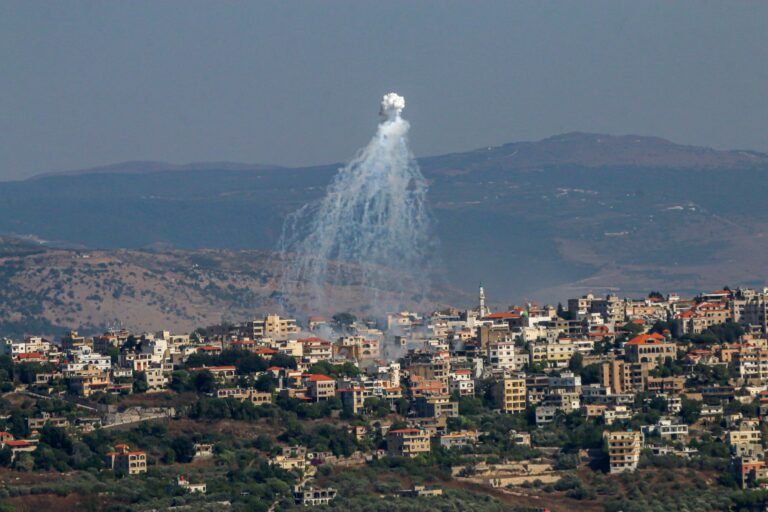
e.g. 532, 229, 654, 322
278, 93, 435, 316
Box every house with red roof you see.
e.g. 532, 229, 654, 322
624, 333, 676, 367
105, 443, 147, 476
386, 428, 430, 457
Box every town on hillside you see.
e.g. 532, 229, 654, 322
1, 285, 768, 510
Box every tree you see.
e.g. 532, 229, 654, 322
106, 347, 120, 365
580, 363, 601, 385
170, 370, 193, 392
255, 373, 277, 393
0, 447, 11, 467
171, 436, 196, 463
270, 353, 297, 370
364, 397, 392, 418
39, 425, 73, 454
193, 371, 217, 393
332, 312, 357, 328
13, 452, 34, 472
133, 371, 148, 393
568, 353, 584, 373
680, 397, 702, 425
622, 322, 645, 336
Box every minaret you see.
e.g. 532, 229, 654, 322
479, 283, 489, 317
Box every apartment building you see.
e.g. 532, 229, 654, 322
623, 334, 676, 367
492, 375, 527, 413
605, 431, 642, 473
386, 429, 431, 458
105, 443, 147, 476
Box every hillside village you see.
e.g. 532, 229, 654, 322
1, 286, 768, 510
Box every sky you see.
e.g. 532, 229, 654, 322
2, 1, 767, 181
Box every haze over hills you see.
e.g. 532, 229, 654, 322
1, 132, 768, 335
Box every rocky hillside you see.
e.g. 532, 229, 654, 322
0, 239, 467, 338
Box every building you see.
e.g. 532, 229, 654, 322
386, 429, 431, 458
177, 475, 206, 494
646, 376, 685, 394
294, 485, 337, 506
303, 374, 336, 401
105, 443, 147, 476
298, 338, 333, 364
187, 365, 237, 384
215, 388, 272, 405
605, 431, 642, 473
623, 333, 677, 367
437, 431, 479, 449
448, 369, 475, 396
642, 419, 688, 441
599, 359, 650, 394
493, 376, 527, 413
239, 314, 299, 340
487, 340, 516, 370
733, 348, 768, 384
413, 395, 459, 418
529, 340, 575, 368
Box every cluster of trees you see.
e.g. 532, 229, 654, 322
184, 349, 296, 374
0, 356, 56, 391
682, 321, 745, 345
278, 421, 361, 457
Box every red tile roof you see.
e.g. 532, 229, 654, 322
5, 440, 33, 448
483, 312, 521, 320
625, 333, 667, 346
303, 373, 334, 382
17, 352, 42, 359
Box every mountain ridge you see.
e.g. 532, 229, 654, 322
0, 130, 767, 331
27, 132, 768, 182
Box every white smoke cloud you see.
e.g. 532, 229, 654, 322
379, 92, 405, 120
279, 92, 435, 318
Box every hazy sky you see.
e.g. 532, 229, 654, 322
2, 1, 767, 180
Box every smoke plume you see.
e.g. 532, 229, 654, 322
278, 93, 435, 317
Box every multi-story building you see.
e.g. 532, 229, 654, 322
187, 365, 237, 384
743, 293, 768, 334
238, 315, 298, 340
413, 395, 458, 418
605, 431, 642, 473
727, 422, 762, 447
733, 348, 768, 383
304, 373, 336, 401
215, 388, 272, 405
0, 336, 51, 358
386, 428, 431, 458
493, 376, 527, 413
448, 369, 475, 396
337, 387, 366, 414
298, 338, 333, 364
529, 340, 575, 368
645, 376, 685, 395
487, 340, 516, 371
105, 443, 147, 476
293, 486, 338, 507
600, 359, 648, 394
623, 334, 677, 367
68, 366, 112, 397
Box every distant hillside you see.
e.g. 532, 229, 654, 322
420, 132, 768, 174
0, 131, 766, 333
32, 160, 283, 179
0, 238, 467, 338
